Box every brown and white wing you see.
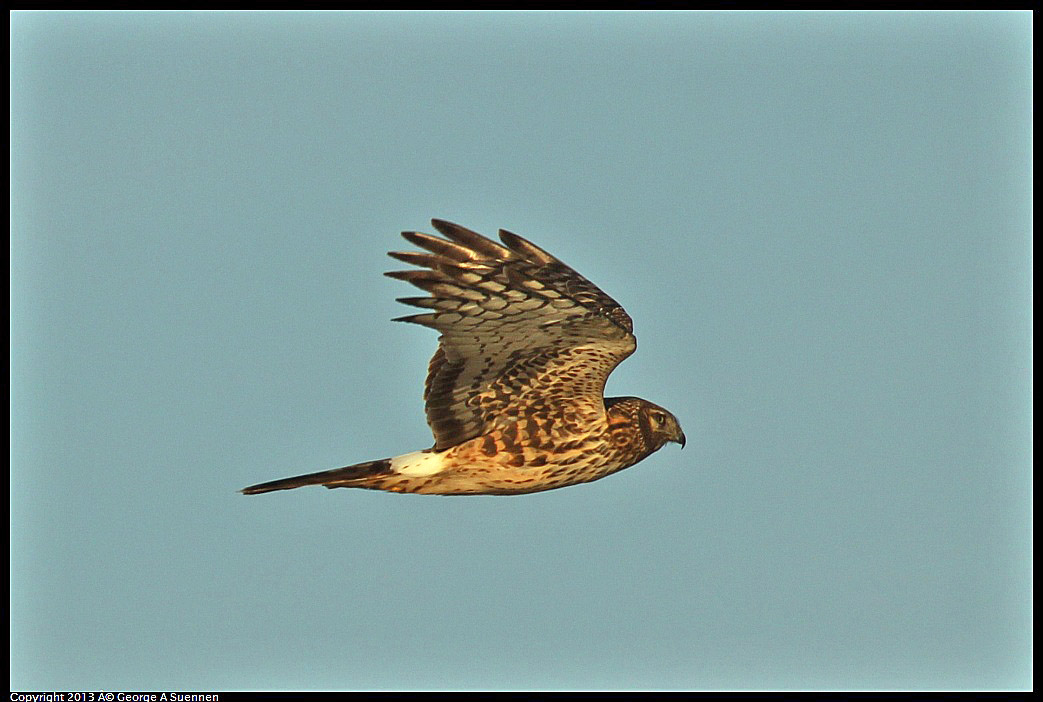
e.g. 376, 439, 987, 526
386, 219, 637, 450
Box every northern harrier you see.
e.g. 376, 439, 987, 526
242, 220, 684, 496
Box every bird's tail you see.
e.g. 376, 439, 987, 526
241, 458, 393, 495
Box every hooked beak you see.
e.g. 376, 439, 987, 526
675, 431, 686, 449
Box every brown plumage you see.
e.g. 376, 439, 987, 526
242, 219, 684, 496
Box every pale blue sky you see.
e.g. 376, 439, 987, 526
11, 11, 1032, 691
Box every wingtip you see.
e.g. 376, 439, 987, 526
498, 227, 558, 264
429, 218, 456, 237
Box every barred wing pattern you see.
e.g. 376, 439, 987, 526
387, 219, 637, 450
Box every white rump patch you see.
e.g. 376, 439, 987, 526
390, 450, 446, 477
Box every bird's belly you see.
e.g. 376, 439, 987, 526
400, 436, 626, 495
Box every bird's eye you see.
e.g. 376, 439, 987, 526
651, 412, 666, 426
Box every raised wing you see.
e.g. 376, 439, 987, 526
386, 219, 636, 450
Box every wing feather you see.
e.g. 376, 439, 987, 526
431, 219, 519, 261
388, 220, 636, 449
498, 228, 559, 264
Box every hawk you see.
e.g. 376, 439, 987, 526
242, 219, 685, 496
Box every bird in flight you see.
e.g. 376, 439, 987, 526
242, 219, 684, 496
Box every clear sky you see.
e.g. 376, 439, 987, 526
10, 11, 1032, 691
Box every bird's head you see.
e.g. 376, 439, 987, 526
606, 396, 686, 453
639, 400, 686, 451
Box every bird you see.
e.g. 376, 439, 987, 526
241, 219, 685, 496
